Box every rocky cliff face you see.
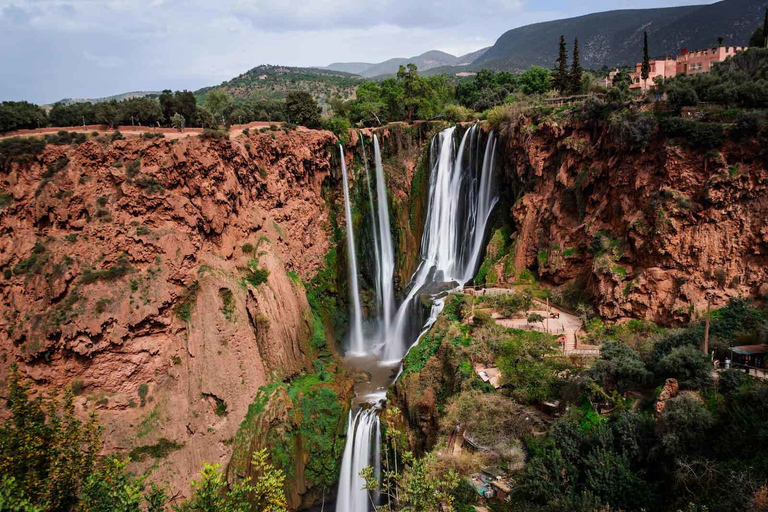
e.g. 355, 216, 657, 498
0, 128, 342, 499
494, 119, 768, 323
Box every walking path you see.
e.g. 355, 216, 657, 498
465, 286, 600, 356
0, 121, 310, 141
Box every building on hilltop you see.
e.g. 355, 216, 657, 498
676, 46, 747, 75
627, 45, 748, 90
629, 57, 677, 90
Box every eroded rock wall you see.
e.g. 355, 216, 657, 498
0, 128, 339, 498
496, 119, 768, 322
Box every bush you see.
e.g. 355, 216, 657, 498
580, 95, 610, 126
174, 281, 200, 322
589, 341, 652, 393
610, 111, 656, 150
199, 128, 228, 141
244, 267, 269, 287
0, 137, 47, 169
44, 131, 86, 145
127, 438, 183, 462
138, 383, 149, 407
658, 117, 724, 148
321, 115, 350, 143
442, 104, 473, 123
732, 111, 763, 139
286, 91, 321, 128
81, 254, 133, 284
655, 344, 712, 389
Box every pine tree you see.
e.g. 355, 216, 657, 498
552, 35, 568, 93
764, 8, 768, 47
569, 38, 583, 95
641, 31, 651, 90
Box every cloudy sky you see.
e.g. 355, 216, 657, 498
1, 0, 705, 104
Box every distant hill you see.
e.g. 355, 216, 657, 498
456, 47, 490, 65
474, 0, 768, 71
324, 62, 374, 75
325, 48, 489, 78
49, 91, 160, 107
195, 65, 364, 105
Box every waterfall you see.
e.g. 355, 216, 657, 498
336, 408, 381, 512
335, 125, 498, 510
340, 145, 365, 354
360, 135, 382, 319
373, 135, 396, 337
383, 125, 498, 362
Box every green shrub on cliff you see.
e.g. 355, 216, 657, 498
298, 387, 344, 488
497, 328, 568, 403
0, 137, 47, 169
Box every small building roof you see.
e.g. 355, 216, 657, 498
731, 344, 768, 355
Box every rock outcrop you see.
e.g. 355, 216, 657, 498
0, 128, 340, 498
496, 118, 768, 323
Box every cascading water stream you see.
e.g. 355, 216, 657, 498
360, 136, 383, 318
340, 145, 365, 354
373, 135, 396, 338
382, 125, 498, 362
336, 126, 498, 512
336, 408, 380, 512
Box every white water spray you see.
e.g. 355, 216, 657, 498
373, 135, 396, 337
360, 136, 382, 317
336, 408, 380, 512
340, 145, 365, 354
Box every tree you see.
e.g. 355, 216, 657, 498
612, 70, 631, 89
175, 91, 198, 126
171, 113, 185, 131
553, 35, 569, 93
118, 97, 163, 126
79, 457, 145, 512
656, 344, 712, 389
398, 64, 429, 122
589, 341, 652, 393
570, 38, 583, 95
250, 448, 288, 512
195, 107, 218, 129
641, 32, 651, 90
95, 101, 121, 127
0, 364, 102, 510
657, 395, 714, 457
0, 101, 47, 133
527, 312, 545, 327
519, 66, 552, 95
48, 102, 97, 127
763, 8, 768, 48
285, 91, 321, 128
204, 89, 231, 124
497, 329, 567, 403
159, 89, 176, 124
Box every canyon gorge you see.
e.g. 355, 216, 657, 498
1, 109, 767, 510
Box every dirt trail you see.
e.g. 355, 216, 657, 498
0, 121, 306, 141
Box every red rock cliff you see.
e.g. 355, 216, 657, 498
0, 128, 339, 497
496, 118, 768, 322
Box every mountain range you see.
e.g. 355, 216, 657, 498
324, 48, 489, 78
473, 0, 768, 71
326, 0, 766, 76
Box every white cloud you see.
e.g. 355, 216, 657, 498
0, 0, 703, 103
